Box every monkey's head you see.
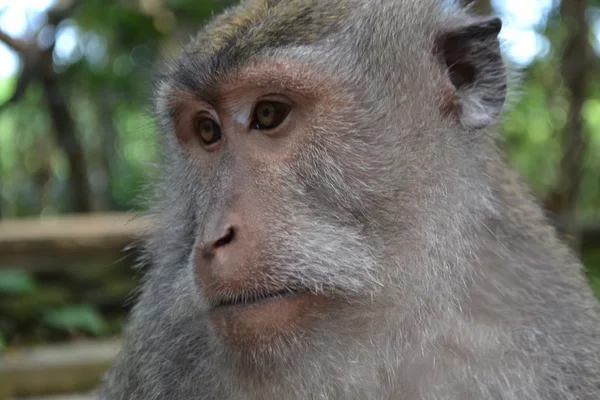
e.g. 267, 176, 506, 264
150, 0, 506, 360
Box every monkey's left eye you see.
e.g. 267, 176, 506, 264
251, 101, 291, 130
195, 117, 222, 147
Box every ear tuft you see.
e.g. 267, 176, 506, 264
437, 16, 507, 130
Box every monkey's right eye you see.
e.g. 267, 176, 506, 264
195, 117, 222, 147
251, 101, 291, 130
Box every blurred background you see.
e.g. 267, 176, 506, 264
0, 0, 598, 398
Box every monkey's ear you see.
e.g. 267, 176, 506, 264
437, 16, 507, 129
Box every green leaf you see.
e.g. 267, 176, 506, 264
0, 332, 6, 351
42, 304, 108, 336
0, 269, 38, 295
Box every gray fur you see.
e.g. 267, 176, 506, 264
99, 0, 600, 399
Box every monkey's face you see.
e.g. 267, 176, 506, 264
155, 0, 507, 360
160, 59, 385, 354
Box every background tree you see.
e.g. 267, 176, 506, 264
463, 0, 492, 15
544, 0, 593, 252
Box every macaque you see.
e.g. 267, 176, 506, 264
99, 0, 600, 399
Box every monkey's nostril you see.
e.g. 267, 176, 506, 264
199, 226, 236, 260
213, 226, 235, 249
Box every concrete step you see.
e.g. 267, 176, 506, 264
0, 340, 120, 399
11, 394, 95, 400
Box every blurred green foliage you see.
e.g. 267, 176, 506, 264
42, 304, 108, 336
0, 0, 236, 216
501, 61, 600, 214
0, 262, 137, 346
0, 269, 38, 295
0, 271, 109, 337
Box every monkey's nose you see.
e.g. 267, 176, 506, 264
195, 213, 252, 284
200, 225, 236, 259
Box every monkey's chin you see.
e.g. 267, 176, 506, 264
209, 291, 327, 353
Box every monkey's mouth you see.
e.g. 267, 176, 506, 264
208, 286, 328, 350
212, 288, 310, 309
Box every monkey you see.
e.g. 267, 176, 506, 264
98, 0, 600, 399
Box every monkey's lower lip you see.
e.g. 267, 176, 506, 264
209, 289, 327, 351
212, 289, 310, 310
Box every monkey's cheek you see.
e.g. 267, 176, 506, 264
209, 292, 329, 352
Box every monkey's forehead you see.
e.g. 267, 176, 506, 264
165, 0, 449, 99
171, 1, 352, 86
198, 0, 351, 52
164, 0, 358, 101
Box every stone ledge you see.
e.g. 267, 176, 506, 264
0, 340, 120, 399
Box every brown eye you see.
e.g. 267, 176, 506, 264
196, 117, 222, 147
251, 101, 291, 130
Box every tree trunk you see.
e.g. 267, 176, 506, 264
42, 75, 92, 213
463, 0, 492, 15
0, 4, 91, 215
0, 149, 3, 219
545, 0, 590, 252
98, 99, 119, 210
